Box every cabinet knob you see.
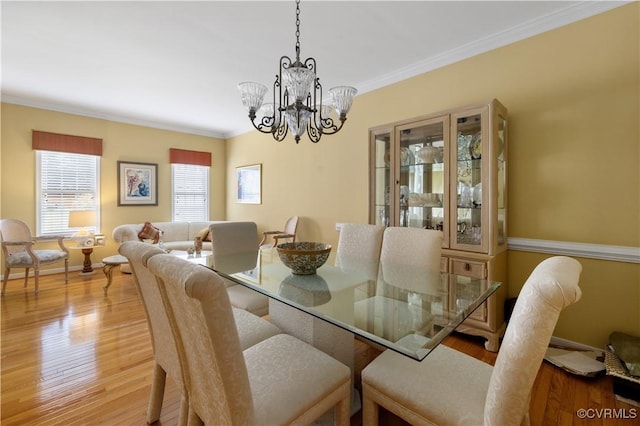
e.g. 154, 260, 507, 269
465, 263, 471, 271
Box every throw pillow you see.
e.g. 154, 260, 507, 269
610, 331, 640, 376
138, 222, 161, 244
196, 226, 211, 242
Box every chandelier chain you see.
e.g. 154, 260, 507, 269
295, 0, 301, 61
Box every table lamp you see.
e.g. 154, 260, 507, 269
69, 210, 96, 247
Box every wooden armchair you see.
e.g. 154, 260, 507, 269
0, 219, 69, 295
259, 215, 299, 248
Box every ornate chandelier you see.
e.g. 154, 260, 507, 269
238, 0, 357, 143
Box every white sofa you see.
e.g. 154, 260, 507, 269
112, 221, 223, 251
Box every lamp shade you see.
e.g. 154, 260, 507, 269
69, 210, 96, 229
238, 82, 268, 112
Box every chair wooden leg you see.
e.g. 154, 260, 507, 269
186, 405, 203, 426
177, 392, 190, 426
362, 389, 379, 426
64, 259, 69, 284
335, 393, 351, 426
34, 269, 39, 294
2, 267, 9, 296
24, 268, 30, 287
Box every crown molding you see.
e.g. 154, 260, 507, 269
1, 94, 226, 139
356, 1, 633, 95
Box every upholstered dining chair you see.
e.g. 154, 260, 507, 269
361, 256, 583, 426
354, 227, 443, 342
259, 215, 299, 248
119, 241, 281, 426
147, 253, 352, 426
209, 221, 269, 316
0, 218, 69, 295
335, 223, 385, 281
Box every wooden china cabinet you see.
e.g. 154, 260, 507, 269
369, 99, 508, 351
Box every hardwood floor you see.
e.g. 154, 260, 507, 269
1, 269, 636, 425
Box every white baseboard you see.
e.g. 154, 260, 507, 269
1, 263, 103, 281
550, 336, 604, 353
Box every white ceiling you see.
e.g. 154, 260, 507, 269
1, 1, 629, 139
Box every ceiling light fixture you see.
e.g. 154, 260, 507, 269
238, 0, 357, 143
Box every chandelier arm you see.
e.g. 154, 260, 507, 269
303, 57, 316, 73
316, 117, 345, 136
273, 120, 288, 142
307, 122, 322, 143
312, 75, 324, 130
249, 116, 278, 135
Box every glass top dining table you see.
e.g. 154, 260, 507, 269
204, 248, 500, 361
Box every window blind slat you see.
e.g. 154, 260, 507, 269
172, 164, 209, 222
37, 151, 100, 235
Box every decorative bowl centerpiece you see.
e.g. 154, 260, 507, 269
276, 242, 332, 275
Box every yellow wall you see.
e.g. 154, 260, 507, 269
227, 4, 639, 348
0, 103, 226, 265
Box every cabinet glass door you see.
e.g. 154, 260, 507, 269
497, 113, 507, 247
372, 129, 392, 227
451, 109, 485, 252
396, 117, 449, 241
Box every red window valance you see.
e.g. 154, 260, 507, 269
169, 148, 212, 167
32, 130, 103, 156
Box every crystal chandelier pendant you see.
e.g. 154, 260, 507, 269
284, 108, 312, 139
282, 65, 315, 103
238, 82, 268, 113
328, 86, 357, 117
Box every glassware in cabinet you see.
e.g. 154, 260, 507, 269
451, 109, 486, 252
395, 117, 449, 236
371, 129, 392, 227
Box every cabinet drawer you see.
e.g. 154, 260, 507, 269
450, 259, 486, 279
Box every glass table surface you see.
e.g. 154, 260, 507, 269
202, 248, 500, 361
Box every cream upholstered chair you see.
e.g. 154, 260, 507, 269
0, 218, 69, 295
209, 221, 269, 316
119, 241, 281, 425
147, 253, 352, 426
361, 256, 583, 426
354, 227, 443, 342
259, 215, 299, 248
335, 223, 385, 281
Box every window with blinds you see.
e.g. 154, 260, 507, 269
36, 151, 100, 236
172, 163, 209, 222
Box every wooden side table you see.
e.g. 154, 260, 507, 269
67, 246, 95, 274
102, 255, 129, 295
